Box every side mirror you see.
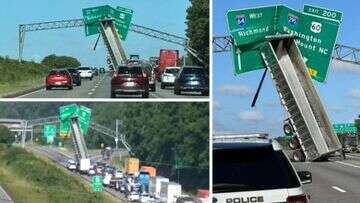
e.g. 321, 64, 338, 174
297, 171, 312, 184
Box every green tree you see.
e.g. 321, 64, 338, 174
41, 54, 81, 69
185, 0, 209, 70
0, 125, 14, 145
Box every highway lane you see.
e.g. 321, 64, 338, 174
17, 74, 207, 98
29, 145, 126, 202
293, 154, 360, 203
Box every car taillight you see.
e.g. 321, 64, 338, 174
287, 195, 308, 203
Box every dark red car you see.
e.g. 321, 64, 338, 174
111, 65, 149, 98
46, 69, 73, 90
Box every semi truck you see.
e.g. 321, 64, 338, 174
259, 36, 342, 161
155, 49, 179, 81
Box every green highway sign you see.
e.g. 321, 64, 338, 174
82, 5, 133, 40
59, 104, 78, 121
303, 5, 342, 22
175, 158, 185, 169
78, 105, 92, 135
227, 6, 277, 46
333, 123, 358, 134
111, 6, 133, 40
227, 5, 341, 82
59, 120, 71, 139
92, 176, 103, 192
43, 124, 56, 137
277, 6, 341, 82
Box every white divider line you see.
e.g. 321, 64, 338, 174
332, 186, 346, 193
335, 161, 360, 169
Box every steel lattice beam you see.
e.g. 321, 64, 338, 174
19, 18, 205, 64
213, 36, 360, 65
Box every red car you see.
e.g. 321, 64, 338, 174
111, 65, 149, 98
46, 69, 73, 90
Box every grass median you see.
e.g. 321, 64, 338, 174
0, 56, 50, 95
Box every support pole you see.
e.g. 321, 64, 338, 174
21, 121, 28, 148
115, 119, 119, 150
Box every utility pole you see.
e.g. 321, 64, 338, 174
115, 119, 119, 150
21, 120, 28, 148
30, 127, 34, 145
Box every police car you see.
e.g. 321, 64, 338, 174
213, 134, 312, 203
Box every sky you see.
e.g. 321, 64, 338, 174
213, 0, 360, 137
0, 0, 190, 67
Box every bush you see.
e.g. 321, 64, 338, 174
0, 125, 14, 146
41, 54, 81, 69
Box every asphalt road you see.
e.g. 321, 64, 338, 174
29, 145, 126, 202
293, 153, 360, 203
18, 74, 207, 99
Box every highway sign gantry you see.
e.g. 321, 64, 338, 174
227, 5, 342, 82
82, 5, 133, 40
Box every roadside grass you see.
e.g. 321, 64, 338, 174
0, 56, 50, 94
0, 145, 120, 203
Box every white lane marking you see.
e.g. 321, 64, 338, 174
332, 186, 346, 193
335, 161, 360, 169
17, 88, 46, 98
150, 93, 160, 98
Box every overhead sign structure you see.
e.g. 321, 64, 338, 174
227, 5, 342, 82
82, 5, 133, 40
333, 123, 358, 134
92, 176, 103, 192
59, 104, 92, 138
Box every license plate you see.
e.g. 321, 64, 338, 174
189, 81, 199, 85
125, 82, 136, 87
55, 82, 62, 85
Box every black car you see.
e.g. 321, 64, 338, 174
66, 68, 81, 86
174, 66, 209, 96
92, 68, 99, 76
99, 67, 106, 74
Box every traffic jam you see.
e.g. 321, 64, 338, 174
64, 150, 209, 203
44, 49, 209, 98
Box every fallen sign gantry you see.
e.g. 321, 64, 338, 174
222, 5, 344, 161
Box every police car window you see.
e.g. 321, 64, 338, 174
213, 146, 300, 193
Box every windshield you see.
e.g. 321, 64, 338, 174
182, 68, 205, 75
118, 66, 142, 74
165, 68, 179, 74
213, 145, 300, 193
78, 67, 90, 70
67, 69, 77, 73
50, 70, 68, 75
